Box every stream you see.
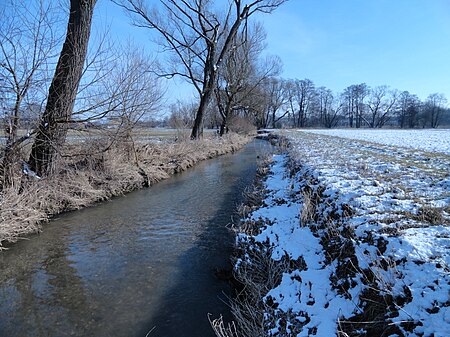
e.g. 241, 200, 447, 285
0, 140, 273, 337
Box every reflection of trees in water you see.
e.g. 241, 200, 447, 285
0, 141, 274, 337
0, 233, 91, 336
43, 243, 92, 335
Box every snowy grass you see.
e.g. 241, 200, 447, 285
297, 129, 450, 155
233, 129, 450, 336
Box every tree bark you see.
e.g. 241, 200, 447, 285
191, 91, 210, 139
28, 0, 96, 176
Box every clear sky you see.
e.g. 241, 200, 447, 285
95, 0, 450, 103
257, 0, 450, 100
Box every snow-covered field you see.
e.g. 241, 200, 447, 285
234, 129, 450, 336
298, 129, 450, 155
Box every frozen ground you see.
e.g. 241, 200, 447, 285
298, 128, 450, 155
235, 129, 450, 336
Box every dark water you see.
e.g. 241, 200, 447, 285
0, 140, 273, 337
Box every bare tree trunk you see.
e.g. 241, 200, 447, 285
8, 96, 22, 145
219, 103, 232, 136
191, 91, 211, 139
29, 0, 96, 176
0, 97, 22, 188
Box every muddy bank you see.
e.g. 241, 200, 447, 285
0, 134, 250, 248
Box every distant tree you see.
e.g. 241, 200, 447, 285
214, 23, 281, 135
167, 101, 196, 133
342, 86, 354, 127
284, 78, 315, 127
396, 92, 430, 129
29, 0, 97, 176
366, 86, 399, 128
397, 91, 421, 128
441, 108, 450, 126
261, 77, 288, 128
354, 83, 368, 128
114, 0, 288, 139
245, 85, 271, 129
423, 93, 447, 128
407, 100, 422, 128
93, 44, 163, 143
342, 83, 368, 128
314, 87, 343, 128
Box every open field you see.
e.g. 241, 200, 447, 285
0, 128, 219, 146
298, 128, 450, 155
233, 129, 449, 336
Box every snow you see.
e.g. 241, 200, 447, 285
297, 129, 450, 155
236, 129, 450, 336
21, 161, 41, 179
245, 155, 357, 336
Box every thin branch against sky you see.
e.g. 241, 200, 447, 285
81, 0, 450, 104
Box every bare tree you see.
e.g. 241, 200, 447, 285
74, 42, 163, 145
342, 83, 368, 128
0, 0, 62, 187
214, 23, 280, 135
0, 0, 61, 144
246, 85, 270, 129
314, 87, 343, 128
29, 0, 97, 177
114, 0, 287, 139
423, 93, 447, 128
262, 77, 288, 128
293, 79, 315, 127
167, 100, 197, 139
366, 86, 399, 128
108, 47, 163, 142
396, 91, 420, 128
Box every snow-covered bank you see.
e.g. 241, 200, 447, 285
232, 130, 450, 336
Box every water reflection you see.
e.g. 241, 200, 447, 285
0, 140, 273, 337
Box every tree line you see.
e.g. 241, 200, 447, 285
1, 0, 448, 188
0, 0, 287, 187
261, 80, 449, 129
167, 77, 449, 132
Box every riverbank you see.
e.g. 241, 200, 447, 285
225, 130, 449, 336
0, 134, 250, 248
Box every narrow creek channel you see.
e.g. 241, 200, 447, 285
0, 140, 273, 337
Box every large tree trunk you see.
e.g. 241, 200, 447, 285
219, 103, 232, 136
190, 92, 209, 139
28, 0, 96, 176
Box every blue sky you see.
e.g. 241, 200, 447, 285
257, 0, 450, 100
95, 0, 450, 102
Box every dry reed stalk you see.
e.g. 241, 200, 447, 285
231, 243, 290, 337
209, 315, 240, 337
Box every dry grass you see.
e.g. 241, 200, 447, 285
0, 133, 250, 249
225, 155, 293, 337
210, 316, 240, 337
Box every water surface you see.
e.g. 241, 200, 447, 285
0, 140, 272, 337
